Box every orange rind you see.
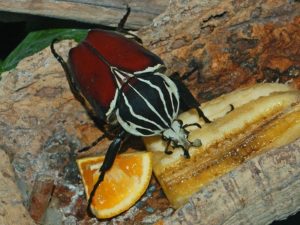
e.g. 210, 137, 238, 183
77, 152, 152, 219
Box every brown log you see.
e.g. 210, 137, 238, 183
138, 0, 300, 101
0, 0, 169, 29
0, 0, 299, 224
0, 150, 35, 225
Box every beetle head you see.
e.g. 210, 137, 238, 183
162, 119, 202, 158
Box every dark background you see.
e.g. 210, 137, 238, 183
0, 11, 299, 225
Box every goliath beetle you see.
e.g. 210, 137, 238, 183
50, 7, 210, 216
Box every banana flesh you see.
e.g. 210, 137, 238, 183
145, 83, 296, 152
144, 83, 300, 208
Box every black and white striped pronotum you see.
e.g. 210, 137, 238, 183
51, 28, 210, 216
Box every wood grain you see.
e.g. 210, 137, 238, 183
0, 0, 169, 29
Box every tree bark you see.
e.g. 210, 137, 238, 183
138, 0, 300, 102
0, 150, 35, 225
0, 0, 299, 224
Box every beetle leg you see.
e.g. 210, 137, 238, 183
197, 104, 211, 123
87, 130, 128, 216
77, 125, 122, 153
51, 39, 83, 102
164, 140, 173, 155
51, 40, 108, 128
182, 147, 191, 159
170, 75, 211, 123
183, 123, 202, 129
228, 104, 235, 113
180, 67, 199, 81
117, 5, 131, 30
51, 40, 92, 111
115, 5, 143, 44
170, 62, 199, 81
77, 133, 107, 153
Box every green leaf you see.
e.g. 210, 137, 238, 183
0, 29, 88, 74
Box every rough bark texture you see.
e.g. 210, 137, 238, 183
0, 0, 169, 29
0, 0, 300, 224
0, 150, 35, 225
138, 0, 300, 101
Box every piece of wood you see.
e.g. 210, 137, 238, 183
0, 0, 169, 29
138, 0, 300, 102
162, 138, 300, 225
0, 0, 299, 224
0, 150, 35, 225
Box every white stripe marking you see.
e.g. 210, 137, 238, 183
138, 76, 173, 122
116, 110, 161, 136
127, 82, 170, 127
121, 91, 165, 130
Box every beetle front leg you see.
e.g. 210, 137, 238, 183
87, 130, 129, 216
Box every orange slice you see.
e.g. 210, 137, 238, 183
76, 152, 152, 219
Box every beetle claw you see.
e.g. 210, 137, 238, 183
165, 148, 173, 155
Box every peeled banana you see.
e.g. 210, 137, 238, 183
144, 83, 300, 208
